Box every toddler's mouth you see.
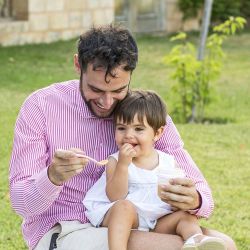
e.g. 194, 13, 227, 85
123, 142, 138, 148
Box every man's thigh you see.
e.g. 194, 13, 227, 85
128, 230, 183, 250
59, 224, 108, 250
35, 221, 109, 250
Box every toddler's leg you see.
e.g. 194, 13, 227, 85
102, 200, 139, 250
154, 211, 226, 250
154, 210, 202, 240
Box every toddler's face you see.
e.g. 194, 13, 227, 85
115, 114, 156, 156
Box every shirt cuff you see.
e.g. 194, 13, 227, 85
35, 167, 63, 201
188, 191, 211, 218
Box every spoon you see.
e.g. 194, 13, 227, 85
74, 153, 108, 166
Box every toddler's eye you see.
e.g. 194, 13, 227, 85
135, 127, 144, 131
116, 126, 125, 131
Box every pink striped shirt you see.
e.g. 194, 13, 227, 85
9, 80, 214, 249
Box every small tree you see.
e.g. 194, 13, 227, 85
163, 16, 246, 123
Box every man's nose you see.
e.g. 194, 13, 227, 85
101, 93, 114, 109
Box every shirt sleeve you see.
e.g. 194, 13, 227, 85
9, 92, 62, 218
154, 116, 214, 218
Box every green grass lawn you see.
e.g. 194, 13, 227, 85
0, 32, 250, 250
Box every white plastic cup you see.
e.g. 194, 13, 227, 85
157, 168, 185, 197
157, 173, 177, 185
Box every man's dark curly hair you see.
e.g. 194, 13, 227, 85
77, 24, 138, 82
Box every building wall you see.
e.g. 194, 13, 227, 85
165, 0, 200, 33
114, 0, 200, 34
0, 0, 114, 46
0, 0, 199, 47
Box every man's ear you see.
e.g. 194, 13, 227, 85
154, 126, 165, 142
74, 54, 81, 74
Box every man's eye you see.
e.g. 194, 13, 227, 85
91, 88, 102, 93
114, 89, 125, 93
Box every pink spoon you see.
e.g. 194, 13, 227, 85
75, 153, 108, 166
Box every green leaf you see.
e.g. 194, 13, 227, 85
170, 32, 187, 41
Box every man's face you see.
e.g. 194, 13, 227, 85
80, 64, 131, 118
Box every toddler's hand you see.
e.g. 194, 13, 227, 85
118, 143, 136, 166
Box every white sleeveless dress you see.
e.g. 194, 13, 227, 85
83, 150, 177, 230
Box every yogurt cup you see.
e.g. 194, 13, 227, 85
157, 167, 185, 197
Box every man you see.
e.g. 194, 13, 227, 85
9, 24, 236, 250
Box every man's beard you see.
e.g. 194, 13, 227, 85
85, 96, 115, 118
79, 73, 129, 118
79, 85, 116, 118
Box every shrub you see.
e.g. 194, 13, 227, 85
163, 17, 246, 123
178, 0, 250, 23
